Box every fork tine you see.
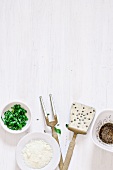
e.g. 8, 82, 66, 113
39, 96, 47, 117
49, 94, 56, 116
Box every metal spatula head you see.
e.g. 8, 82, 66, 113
68, 102, 96, 134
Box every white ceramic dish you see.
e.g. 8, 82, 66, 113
92, 110, 113, 152
16, 132, 60, 170
0, 101, 31, 134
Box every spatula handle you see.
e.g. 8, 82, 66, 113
62, 133, 77, 170
52, 127, 64, 170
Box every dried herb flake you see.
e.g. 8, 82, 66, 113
66, 124, 69, 128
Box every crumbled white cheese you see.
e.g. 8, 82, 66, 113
22, 140, 53, 169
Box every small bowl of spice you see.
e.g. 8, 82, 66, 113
0, 101, 31, 134
92, 110, 113, 152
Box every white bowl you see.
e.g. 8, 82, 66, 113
92, 110, 113, 152
0, 101, 32, 134
16, 132, 60, 170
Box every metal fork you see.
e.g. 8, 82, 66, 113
39, 94, 63, 170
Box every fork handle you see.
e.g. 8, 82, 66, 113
52, 127, 64, 170
62, 133, 77, 170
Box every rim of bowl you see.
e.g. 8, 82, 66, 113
0, 101, 32, 134
16, 132, 61, 170
91, 109, 113, 152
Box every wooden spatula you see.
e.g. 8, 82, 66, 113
62, 102, 96, 170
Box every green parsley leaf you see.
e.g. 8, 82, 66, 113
54, 127, 61, 134
1, 104, 28, 131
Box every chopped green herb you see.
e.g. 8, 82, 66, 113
66, 124, 69, 128
54, 127, 61, 134
1, 104, 28, 130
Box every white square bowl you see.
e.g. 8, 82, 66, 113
92, 110, 113, 152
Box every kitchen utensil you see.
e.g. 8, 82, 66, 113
39, 94, 63, 170
63, 102, 95, 170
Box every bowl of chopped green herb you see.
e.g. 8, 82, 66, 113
0, 102, 31, 134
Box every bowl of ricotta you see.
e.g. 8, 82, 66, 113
16, 132, 61, 170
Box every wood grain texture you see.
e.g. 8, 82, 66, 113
0, 0, 113, 170
63, 134, 77, 170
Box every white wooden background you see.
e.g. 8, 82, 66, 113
0, 0, 113, 170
